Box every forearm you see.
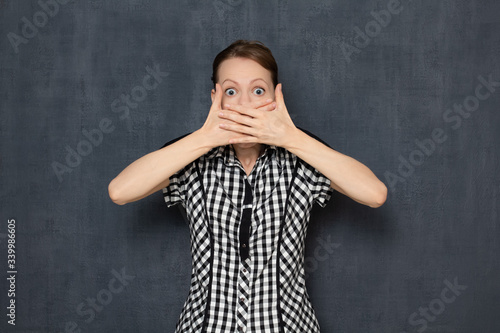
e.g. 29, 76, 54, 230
108, 129, 211, 205
285, 128, 387, 208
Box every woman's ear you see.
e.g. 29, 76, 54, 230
211, 89, 215, 103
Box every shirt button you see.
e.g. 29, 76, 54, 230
242, 268, 247, 273
238, 326, 246, 332
240, 297, 245, 302
241, 243, 247, 248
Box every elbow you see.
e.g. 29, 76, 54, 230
369, 182, 387, 208
108, 179, 127, 206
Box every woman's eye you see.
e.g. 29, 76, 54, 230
253, 87, 265, 95
225, 88, 236, 96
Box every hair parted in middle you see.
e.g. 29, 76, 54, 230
211, 40, 278, 88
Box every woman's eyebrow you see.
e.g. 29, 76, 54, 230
222, 78, 267, 85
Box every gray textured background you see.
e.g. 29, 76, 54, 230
1, 0, 499, 332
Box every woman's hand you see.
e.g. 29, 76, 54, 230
199, 83, 276, 148
217, 83, 298, 148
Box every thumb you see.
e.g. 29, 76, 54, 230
211, 83, 223, 112
275, 83, 285, 109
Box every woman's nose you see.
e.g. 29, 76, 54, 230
237, 92, 252, 105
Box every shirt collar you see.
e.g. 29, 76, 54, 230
206, 144, 281, 169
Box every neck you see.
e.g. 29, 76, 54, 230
232, 143, 264, 171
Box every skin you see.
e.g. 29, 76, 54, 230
210, 57, 279, 175
108, 57, 387, 208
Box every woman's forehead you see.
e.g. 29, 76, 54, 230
218, 57, 272, 85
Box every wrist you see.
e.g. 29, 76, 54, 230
192, 128, 214, 154
282, 126, 308, 153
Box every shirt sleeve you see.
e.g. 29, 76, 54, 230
161, 162, 195, 208
300, 159, 334, 208
158, 132, 195, 208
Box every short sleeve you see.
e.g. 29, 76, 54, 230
161, 162, 195, 208
300, 161, 333, 208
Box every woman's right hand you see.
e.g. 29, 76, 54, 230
109, 84, 275, 205
199, 83, 275, 148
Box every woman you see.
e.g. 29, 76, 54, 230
108, 40, 387, 332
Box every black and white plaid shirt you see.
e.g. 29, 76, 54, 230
162, 133, 333, 333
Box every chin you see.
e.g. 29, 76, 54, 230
233, 142, 259, 149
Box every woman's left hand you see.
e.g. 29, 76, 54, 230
217, 83, 298, 148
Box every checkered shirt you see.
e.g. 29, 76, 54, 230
162, 139, 333, 333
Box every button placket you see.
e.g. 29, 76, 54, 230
236, 235, 251, 332
236, 257, 251, 332
236, 178, 253, 331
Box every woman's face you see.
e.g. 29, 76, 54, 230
211, 57, 276, 150
211, 57, 275, 109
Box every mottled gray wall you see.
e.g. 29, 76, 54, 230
1, 0, 499, 332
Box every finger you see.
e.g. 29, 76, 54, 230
219, 121, 256, 136
224, 103, 258, 118
228, 136, 258, 144
257, 101, 277, 111
235, 97, 275, 112
218, 110, 255, 127
238, 98, 274, 111
251, 98, 274, 110
210, 83, 223, 112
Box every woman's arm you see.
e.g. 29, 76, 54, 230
284, 128, 387, 208
108, 129, 211, 205
108, 84, 275, 205
217, 83, 387, 208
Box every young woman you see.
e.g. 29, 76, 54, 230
108, 40, 387, 332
